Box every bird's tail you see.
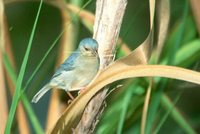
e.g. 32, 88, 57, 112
31, 84, 51, 103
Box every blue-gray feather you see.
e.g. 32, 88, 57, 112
52, 51, 79, 78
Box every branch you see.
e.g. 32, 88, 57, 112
75, 0, 127, 133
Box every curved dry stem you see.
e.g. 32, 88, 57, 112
50, 63, 200, 133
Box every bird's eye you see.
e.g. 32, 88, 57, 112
84, 47, 89, 51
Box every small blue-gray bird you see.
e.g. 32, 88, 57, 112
32, 38, 100, 103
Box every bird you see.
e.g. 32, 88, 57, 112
31, 38, 100, 103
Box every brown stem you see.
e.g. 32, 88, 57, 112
189, 0, 200, 36
0, 1, 8, 133
75, 0, 127, 133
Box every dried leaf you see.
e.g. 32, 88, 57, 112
156, 0, 170, 61
50, 61, 200, 133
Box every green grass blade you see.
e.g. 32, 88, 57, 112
5, 1, 43, 133
145, 1, 189, 133
153, 93, 182, 134
3, 52, 44, 133
175, 39, 200, 66
145, 82, 164, 134
3, 54, 17, 83
21, 93, 44, 133
161, 39, 200, 66
23, 0, 93, 92
167, 0, 188, 65
161, 95, 196, 134
22, 30, 65, 92
69, 0, 84, 45
117, 89, 132, 134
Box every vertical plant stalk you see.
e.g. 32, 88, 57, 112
161, 95, 196, 134
5, 1, 43, 133
0, 58, 8, 134
4, 59, 31, 134
69, 0, 83, 46
0, 1, 8, 133
1, 1, 31, 133
3, 10, 30, 134
133, 0, 155, 133
141, 80, 152, 134
46, 0, 72, 131
189, 0, 200, 35
4, 61, 31, 134
75, 0, 127, 133
156, 0, 170, 61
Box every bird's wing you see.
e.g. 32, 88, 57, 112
52, 51, 79, 78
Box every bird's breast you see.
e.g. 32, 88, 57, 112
70, 56, 99, 89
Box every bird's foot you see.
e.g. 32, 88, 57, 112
68, 99, 72, 104
78, 87, 86, 95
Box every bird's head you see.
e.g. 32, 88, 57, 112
79, 38, 99, 57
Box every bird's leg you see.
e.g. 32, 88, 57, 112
67, 92, 75, 104
67, 92, 75, 100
